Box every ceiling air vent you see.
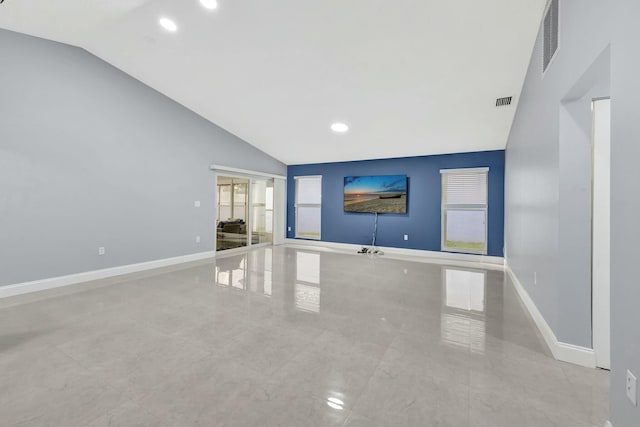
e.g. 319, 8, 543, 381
496, 97, 513, 107
543, 0, 559, 73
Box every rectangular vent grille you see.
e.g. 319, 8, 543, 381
543, 0, 559, 73
496, 97, 513, 107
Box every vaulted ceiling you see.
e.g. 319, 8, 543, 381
0, 0, 546, 164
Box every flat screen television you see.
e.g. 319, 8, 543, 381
344, 175, 408, 214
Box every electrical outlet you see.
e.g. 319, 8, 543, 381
627, 370, 637, 406
194, 201, 201, 207
195, 235, 201, 244
288, 226, 292, 232
98, 247, 106, 256
404, 234, 409, 241
534, 272, 537, 285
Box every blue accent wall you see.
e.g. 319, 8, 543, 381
287, 150, 505, 257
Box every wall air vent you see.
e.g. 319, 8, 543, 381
543, 0, 559, 73
495, 97, 513, 107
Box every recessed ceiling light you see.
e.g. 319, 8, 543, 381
330, 122, 349, 133
200, 0, 218, 9
159, 17, 178, 32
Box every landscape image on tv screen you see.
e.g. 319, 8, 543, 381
344, 175, 408, 214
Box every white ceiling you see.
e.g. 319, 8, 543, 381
0, 0, 546, 165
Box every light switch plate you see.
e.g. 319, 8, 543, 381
627, 370, 637, 406
404, 234, 409, 241
194, 201, 201, 207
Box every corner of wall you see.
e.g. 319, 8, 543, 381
505, 264, 596, 368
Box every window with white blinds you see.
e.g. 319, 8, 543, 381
441, 168, 489, 255
295, 176, 322, 240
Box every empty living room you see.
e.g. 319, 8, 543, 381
1, 1, 639, 426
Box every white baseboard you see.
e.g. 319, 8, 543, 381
505, 265, 596, 368
0, 251, 217, 299
284, 238, 504, 270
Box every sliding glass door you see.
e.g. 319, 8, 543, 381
216, 177, 249, 251
251, 179, 274, 245
216, 175, 274, 252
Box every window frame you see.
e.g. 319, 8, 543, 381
294, 175, 322, 240
440, 167, 489, 255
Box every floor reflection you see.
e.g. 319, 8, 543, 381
294, 251, 321, 313
214, 248, 324, 314
296, 251, 320, 284
0, 246, 608, 427
215, 255, 247, 289
441, 267, 487, 353
444, 268, 485, 312
215, 248, 274, 297
295, 283, 321, 313
326, 396, 345, 411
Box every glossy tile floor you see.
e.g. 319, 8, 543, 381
0, 246, 608, 426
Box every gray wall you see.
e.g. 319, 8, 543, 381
610, 1, 640, 426
0, 29, 286, 287
505, 0, 612, 349
505, 0, 639, 425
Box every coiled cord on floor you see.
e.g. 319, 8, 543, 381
372, 212, 378, 248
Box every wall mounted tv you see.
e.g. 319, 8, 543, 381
344, 175, 408, 214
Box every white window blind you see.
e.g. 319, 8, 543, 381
442, 171, 488, 206
295, 177, 322, 204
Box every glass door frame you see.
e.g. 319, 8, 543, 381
216, 176, 250, 251
213, 168, 283, 254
